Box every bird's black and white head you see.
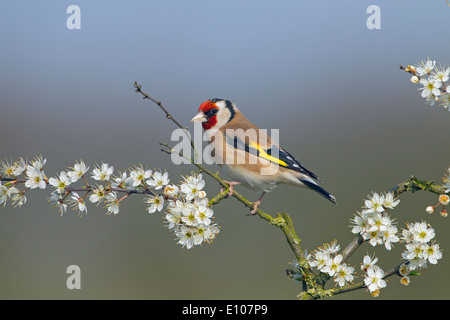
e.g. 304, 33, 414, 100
190, 98, 238, 130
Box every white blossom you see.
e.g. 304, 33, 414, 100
361, 254, 378, 272
363, 192, 385, 214
334, 264, 355, 288
129, 166, 152, 187
0, 182, 10, 207
24, 166, 46, 189
180, 173, 205, 200
29, 155, 47, 171
419, 77, 442, 98
382, 192, 400, 209
91, 163, 114, 181
48, 193, 67, 217
146, 170, 170, 190
0, 159, 16, 177
364, 265, 386, 293
322, 254, 344, 277
9, 187, 27, 207
105, 192, 120, 215
432, 65, 450, 83
13, 158, 27, 176
67, 160, 89, 182
48, 171, 71, 194
176, 226, 196, 249
415, 59, 436, 76
424, 243, 443, 264
68, 192, 87, 216
144, 195, 164, 213
89, 185, 107, 205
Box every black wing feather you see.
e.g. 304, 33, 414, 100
267, 145, 320, 181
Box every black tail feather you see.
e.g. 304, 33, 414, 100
301, 179, 337, 205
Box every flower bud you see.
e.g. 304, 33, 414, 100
164, 184, 180, 197
410, 75, 420, 84
426, 206, 434, 214
197, 190, 207, 199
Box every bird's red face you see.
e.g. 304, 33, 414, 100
190, 100, 220, 130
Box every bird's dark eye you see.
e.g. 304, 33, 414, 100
211, 108, 218, 114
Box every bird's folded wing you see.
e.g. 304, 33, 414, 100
225, 134, 320, 181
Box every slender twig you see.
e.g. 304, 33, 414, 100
133, 82, 186, 130
134, 82, 199, 163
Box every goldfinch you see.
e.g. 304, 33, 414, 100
190, 98, 336, 214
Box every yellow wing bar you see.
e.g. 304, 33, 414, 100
248, 141, 288, 167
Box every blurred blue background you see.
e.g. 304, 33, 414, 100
0, 0, 449, 299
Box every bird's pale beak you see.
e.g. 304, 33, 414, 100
190, 112, 207, 122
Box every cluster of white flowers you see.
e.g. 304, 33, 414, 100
164, 173, 219, 249
0, 156, 219, 249
0, 156, 47, 208
294, 190, 444, 297
361, 254, 386, 297
351, 192, 400, 250
404, 58, 450, 110
401, 221, 442, 270
307, 241, 355, 288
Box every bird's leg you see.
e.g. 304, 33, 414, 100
221, 180, 241, 198
250, 192, 266, 215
